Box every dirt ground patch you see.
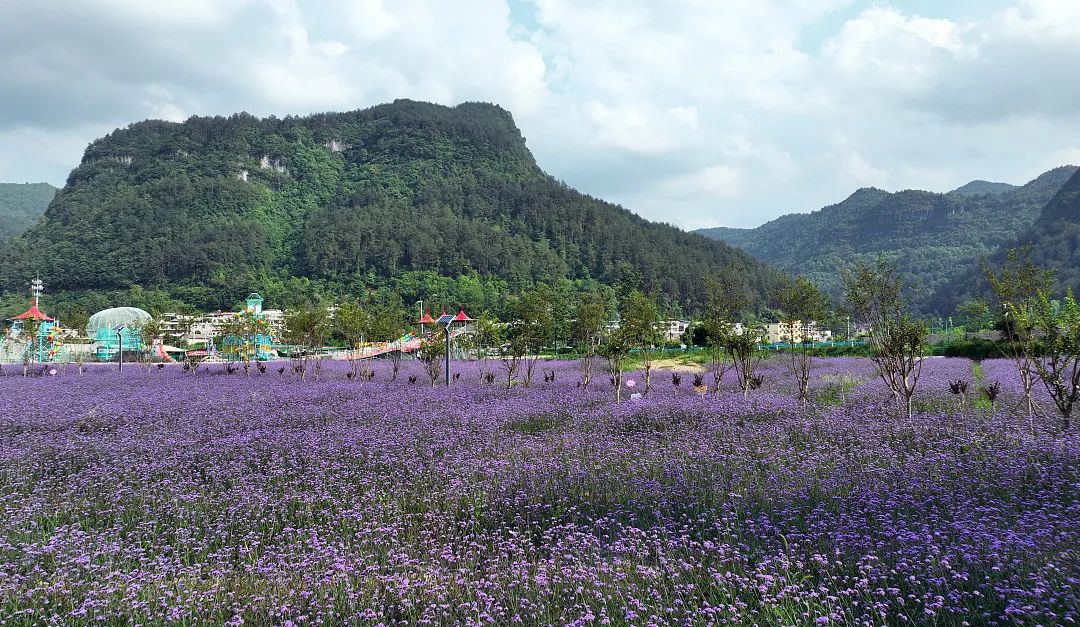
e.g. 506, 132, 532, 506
648, 358, 704, 373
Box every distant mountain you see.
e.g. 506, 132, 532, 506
932, 168, 1080, 312
0, 100, 781, 314
696, 166, 1078, 311
950, 180, 1017, 197
0, 183, 55, 242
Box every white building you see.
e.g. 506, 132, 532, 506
658, 319, 690, 342
766, 320, 833, 344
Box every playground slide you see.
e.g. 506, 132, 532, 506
330, 327, 469, 361
155, 343, 176, 363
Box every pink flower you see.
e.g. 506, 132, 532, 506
625, 379, 636, 388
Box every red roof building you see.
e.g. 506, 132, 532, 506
11, 302, 53, 321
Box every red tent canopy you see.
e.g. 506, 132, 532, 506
451, 309, 473, 322
417, 310, 435, 325
11, 302, 53, 321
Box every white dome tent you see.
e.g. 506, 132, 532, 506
87, 307, 152, 359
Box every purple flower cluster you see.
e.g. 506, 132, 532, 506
0, 357, 1075, 625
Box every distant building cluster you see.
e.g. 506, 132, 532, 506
765, 320, 833, 345
158, 294, 285, 346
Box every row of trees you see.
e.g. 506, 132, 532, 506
84, 248, 1078, 432
986, 248, 1080, 430
835, 249, 1079, 429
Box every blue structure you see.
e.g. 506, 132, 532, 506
9, 304, 63, 363
87, 307, 152, 360
221, 293, 275, 361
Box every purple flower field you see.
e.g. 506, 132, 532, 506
0, 357, 1076, 625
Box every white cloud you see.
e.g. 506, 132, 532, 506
0, 0, 1079, 229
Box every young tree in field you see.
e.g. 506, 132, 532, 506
361, 295, 407, 382
417, 333, 444, 387
778, 276, 828, 402
985, 248, 1056, 420
216, 317, 241, 373
620, 290, 660, 393
506, 286, 555, 386
1018, 289, 1080, 430
466, 313, 498, 384
601, 326, 631, 402
71, 340, 87, 374
222, 310, 265, 375
573, 292, 607, 388
284, 305, 330, 381
727, 327, 764, 398
702, 271, 748, 396
334, 299, 370, 381
20, 318, 42, 376
497, 322, 522, 389
369, 296, 408, 381
548, 279, 576, 358
842, 259, 927, 418
134, 317, 165, 371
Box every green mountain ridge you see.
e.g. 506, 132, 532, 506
949, 180, 1017, 197
0, 182, 56, 242
696, 166, 1078, 312
932, 167, 1080, 311
0, 99, 780, 315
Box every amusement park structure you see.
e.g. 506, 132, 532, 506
216, 293, 277, 362
328, 307, 472, 367
4, 278, 65, 363
88, 306, 151, 360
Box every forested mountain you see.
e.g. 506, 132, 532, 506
696, 166, 1077, 311
0, 183, 55, 242
931, 168, 1080, 312
0, 100, 780, 314
949, 180, 1016, 197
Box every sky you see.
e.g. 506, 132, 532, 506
2, 0, 1079, 230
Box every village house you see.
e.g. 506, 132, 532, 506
766, 320, 833, 344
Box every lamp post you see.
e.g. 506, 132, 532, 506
415, 300, 423, 334
113, 324, 126, 372
436, 308, 473, 386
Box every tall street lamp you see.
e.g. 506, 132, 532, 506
113, 324, 126, 372
435, 308, 473, 386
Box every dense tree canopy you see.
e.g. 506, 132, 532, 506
933, 168, 1080, 312
0, 182, 55, 242
697, 166, 1077, 313
0, 100, 780, 315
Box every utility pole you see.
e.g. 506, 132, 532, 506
31, 278, 43, 362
